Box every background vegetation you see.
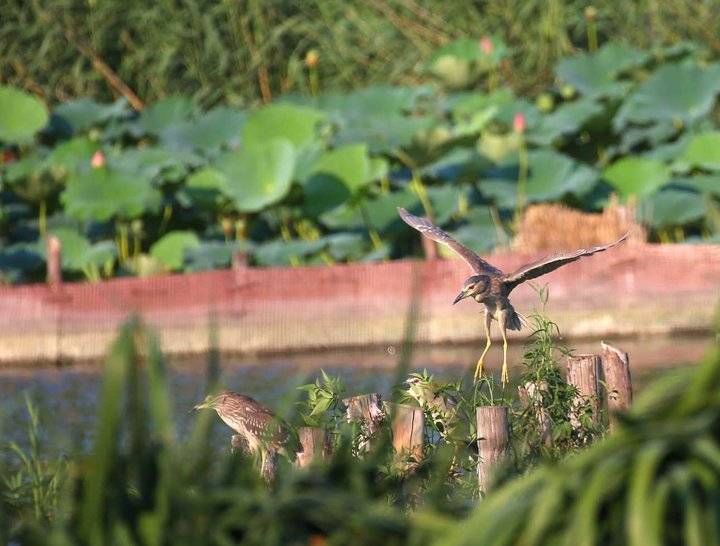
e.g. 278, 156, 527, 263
2, 1, 720, 285
4, 0, 720, 105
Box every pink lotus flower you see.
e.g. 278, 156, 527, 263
91, 150, 105, 169
513, 112, 526, 134
479, 36, 493, 55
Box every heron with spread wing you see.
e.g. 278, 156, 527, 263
398, 207, 627, 385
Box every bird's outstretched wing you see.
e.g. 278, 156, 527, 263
502, 233, 628, 290
397, 207, 503, 276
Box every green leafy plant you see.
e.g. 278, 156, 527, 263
296, 369, 347, 431
513, 285, 602, 466
2, 394, 66, 523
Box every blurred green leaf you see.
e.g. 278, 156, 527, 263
138, 96, 195, 135
638, 187, 706, 229
310, 144, 372, 192
184, 240, 252, 272
160, 107, 245, 152
615, 62, 720, 129
61, 168, 162, 221
556, 42, 648, 98
603, 157, 671, 199
214, 138, 295, 212
681, 132, 720, 171
45, 137, 99, 174
525, 150, 598, 202
185, 167, 228, 209
243, 103, 325, 149
482, 151, 598, 207
150, 231, 201, 270
112, 147, 196, 180
53, 98, 127, 132
301, 174, 351, 217
0, 86, 48, 143
254, 238, 325, 266
528, 98, 604, 146
45, 228, 115, 272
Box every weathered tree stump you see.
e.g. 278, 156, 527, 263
46, 235, 62, 286
600, 341, 633, 431
296, 427, 331, 468
387, 403, 424, 464
343, 393, 384, 452
476, 406, 510, 494
566, 354, 601, 430
517, 381, 553, 447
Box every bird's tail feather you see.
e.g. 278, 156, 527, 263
507, 308, 522, 331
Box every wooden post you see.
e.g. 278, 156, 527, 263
517, 381, 553, 447
476, 406, 510, 494
600, 342, 633, 431
46, 235, 62, 286
388, 403, 424, 463
343, 393, 385, 452
566, 354, 601, 430
296, 427, 330, 468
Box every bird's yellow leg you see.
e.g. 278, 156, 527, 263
474, 311, 493, 381
500, 326, 509, 386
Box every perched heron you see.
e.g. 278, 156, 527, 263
194, 391, 292, 471
398, 207, 628, 384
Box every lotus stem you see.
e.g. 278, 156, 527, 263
38, 200, 47, 237
514, 137, 528, 228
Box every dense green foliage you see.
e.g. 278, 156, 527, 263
2, 315, 719, 545
4, 0, 720, 104
2, 36, 720, 283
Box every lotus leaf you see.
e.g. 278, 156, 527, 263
615, 62, 720, 129
150, 230, 201, 270
46, 228, 115, 272
53, 98, 128, 132
310, 144, 372, 192
138, 96, 195, 135
254, 238, 326, 266
301, 174, 351, 217
638, 187, 705, 228
243, 103, 325, 150
160, 107, 245, 152
556, 42, 648, 98
62, 168, 162, 221
480, 151, 598, 207
214, 138, 295, 212
528, 98, 604, 146
46, 137, 99, 175
603, 157, 670, 199
681, 132, 720, 171
670, 175, 720, 197
0, 86, 49, 143
184, 240, 252, 272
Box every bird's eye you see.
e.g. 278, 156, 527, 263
466, 284, 475, 291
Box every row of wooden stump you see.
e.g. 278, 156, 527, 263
255, 342, 633, 489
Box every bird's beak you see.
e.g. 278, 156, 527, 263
453, 290, 468, 305
193, 402, 210, 410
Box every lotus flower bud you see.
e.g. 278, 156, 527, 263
479, 36, 493, 55
91, 150, 105, 169
305, 49, 319, 68
513, 112, 526, 135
